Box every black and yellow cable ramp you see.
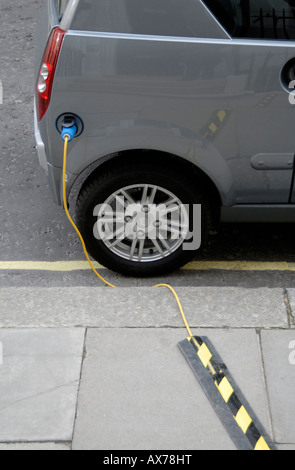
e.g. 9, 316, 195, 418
178, 334, 276, 451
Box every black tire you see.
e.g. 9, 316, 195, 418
75, 158, 215, 277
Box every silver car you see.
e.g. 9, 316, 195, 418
35, 0, 295, 276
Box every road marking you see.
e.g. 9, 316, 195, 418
0, 260, 294, 272
183, 261, 295, 271
0, 261, 104, 271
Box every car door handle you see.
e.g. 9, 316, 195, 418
251, 154, 294, 170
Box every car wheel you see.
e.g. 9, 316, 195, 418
75, 158, 215, 276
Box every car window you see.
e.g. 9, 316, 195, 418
70, 0, 227, 38
203, 0, 295, 40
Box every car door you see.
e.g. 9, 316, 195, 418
203, 0, 295, 204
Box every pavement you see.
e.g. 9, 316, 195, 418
0, 284, 294, 451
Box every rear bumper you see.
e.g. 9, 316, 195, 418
46, 162, 77, 207
34, 101, 65, 206
34, 100, 48, 174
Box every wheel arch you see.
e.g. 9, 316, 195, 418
69, 149, 222, 220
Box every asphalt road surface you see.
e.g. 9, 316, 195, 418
1, 0, 295, 288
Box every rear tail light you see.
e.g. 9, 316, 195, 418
37, 27, 66, 122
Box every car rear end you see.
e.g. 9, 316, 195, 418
34, 0, 248, 275
34, 0, 79, 202
34, 0, 230, 207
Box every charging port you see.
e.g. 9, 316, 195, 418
61, 117, 78, 142
56, 113, 84, 140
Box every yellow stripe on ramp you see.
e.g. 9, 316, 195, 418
197, 342, 213, 368
215, 376, 234, 403
235, 406, 252, 434
254, 436, 271, 451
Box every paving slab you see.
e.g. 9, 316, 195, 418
72, 328, 272, 450
0, 328, 85, 442
276, 444, 295, 450
0, 286, 288, 328
261, 330, 295, 445
285, 289, 295, 327
0, 443, 70, 450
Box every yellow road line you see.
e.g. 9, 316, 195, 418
0, 261, 105, 271
183, 261, 295, 271
0, 260, 294, 272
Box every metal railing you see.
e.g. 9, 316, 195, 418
252, 8, 295, 39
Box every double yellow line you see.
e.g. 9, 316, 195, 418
0, 260, 294, 272
183, 260, 295, 271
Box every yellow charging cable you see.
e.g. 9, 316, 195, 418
153, 283, 194, 337
62, 136, 116, 288
62, 136, 198, 340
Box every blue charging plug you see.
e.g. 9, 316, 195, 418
61, 117, 78, 142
